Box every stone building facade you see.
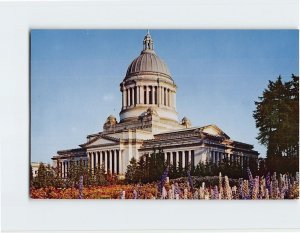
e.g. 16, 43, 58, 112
52, 31, 259, 178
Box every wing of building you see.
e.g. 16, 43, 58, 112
51, 31, 259, 178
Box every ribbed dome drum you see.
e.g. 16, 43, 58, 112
126, 50, 171, 78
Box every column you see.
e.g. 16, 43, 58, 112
114, 150, 118, 174
102, 151, 106, 171
94, 152, 97, 171
106, 150, 110, 172
110, 150, 113, 174
132, 87, 135, 105
122, 89, 125, 109
157, 85, 161, 106
161, 87, 163, 105
167, 89, 170, 106
173, 91, 176, 108
139, 86, 143, 104
169, 90, 173, 107
120, 150, 124, 174
172, 91, 175, 108
137, 86, 140, 104
92, 152, 95, 173
116, 150, 119, 175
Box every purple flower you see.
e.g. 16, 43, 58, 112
187, 170, 194, 193
79, 175, 83, 199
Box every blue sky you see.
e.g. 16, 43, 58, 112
31, 30, 299, 163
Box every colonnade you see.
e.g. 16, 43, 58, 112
59, 159, 87, 178
210, 151, 250, 167
87, 149, 122, 175
122, 85, 175, 108
59, 149, 122, 178
143, 150, 195, 169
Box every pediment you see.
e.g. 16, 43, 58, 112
88, 137, 117, 146
80, 134, 119, 148
202, 125, 230, 139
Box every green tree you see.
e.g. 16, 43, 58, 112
94, 164, 108, 186
33, 163, 55, 188
147, 148, 166, 182
253, 75, 299, 174
136, 155, 147, 182
125, 157, 138, 183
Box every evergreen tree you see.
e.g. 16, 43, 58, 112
125, 157, 138, 183
94, 164, 107, 186
33, 163, 55, 188
253, 75, 299, 174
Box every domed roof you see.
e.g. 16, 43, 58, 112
125, 31, 171, 79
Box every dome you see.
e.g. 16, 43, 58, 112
126, 51, 171, 78
125, 31, 171, 79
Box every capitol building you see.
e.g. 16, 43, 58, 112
52, 31, 259, 178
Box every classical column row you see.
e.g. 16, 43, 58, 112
87, 149, 122, 175
122, 85, 175, 108
142, 150, 195, 169
210, 151, 250, 167
59, 159, 87, 178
